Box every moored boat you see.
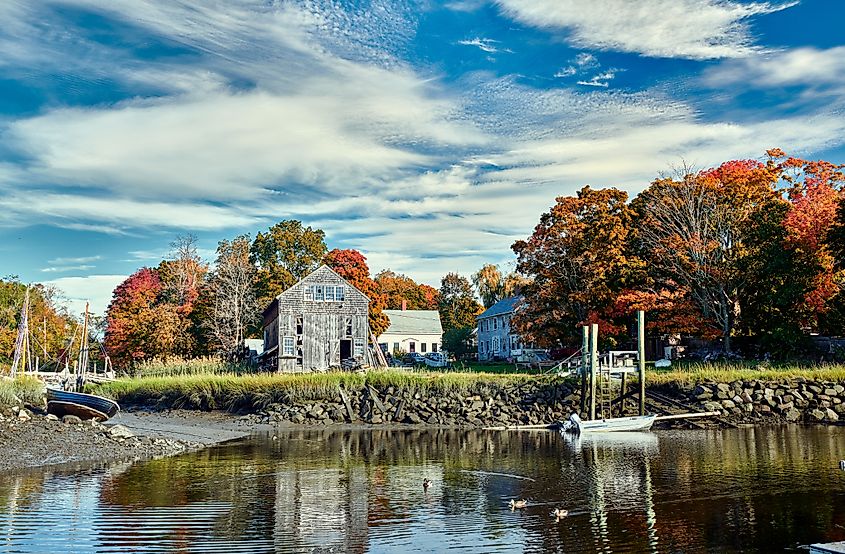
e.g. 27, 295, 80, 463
560, 412, 656, 434
46, 387, 120, 420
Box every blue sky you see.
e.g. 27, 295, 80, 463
1, 0, 843, 317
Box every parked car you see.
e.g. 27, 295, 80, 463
403, 353, 427, 365
424, 352, 450, 368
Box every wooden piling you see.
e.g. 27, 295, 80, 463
638, 310, 646, 416
590, 323, 598, 421
580, 325, 589, 414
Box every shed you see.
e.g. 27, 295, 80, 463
262, 265, 370, 372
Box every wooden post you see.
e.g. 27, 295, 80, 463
580, 326, 589, 414
638, 310, 646, 416
619, 371, 627, 417
590, 323, 598, 421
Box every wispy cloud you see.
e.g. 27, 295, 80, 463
555, 67, 577, 78
48, 255, 101, 265
458, 37, 512, 54
577, 70, 616, 87
702, 46, 845, 91
495, 0, 797, 59
41, 264, 95, 273
42, 274, 128, 317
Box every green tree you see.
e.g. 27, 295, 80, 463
250, 220, 327, 308
442, 326, 474, 360
438, 273, 482, 332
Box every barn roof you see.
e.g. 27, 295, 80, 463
477, 296, 521, 320
382, 310, 443, 335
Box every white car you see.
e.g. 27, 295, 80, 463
424, 352, 450, 368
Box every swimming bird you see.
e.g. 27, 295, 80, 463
423, 478, 432, 491
553, 508, 569, 519
510, 499, 528, 509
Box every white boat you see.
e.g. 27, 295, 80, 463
561, 412, 656, 434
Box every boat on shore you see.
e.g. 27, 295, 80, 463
560, 412, 656, 434
46, 387, 120, 421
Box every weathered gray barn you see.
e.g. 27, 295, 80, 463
262, 265, 370, 372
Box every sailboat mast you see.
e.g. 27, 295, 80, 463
79, 302, 90, 378
10, 287, 30, 378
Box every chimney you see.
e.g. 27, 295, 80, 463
401, 299, 407, 311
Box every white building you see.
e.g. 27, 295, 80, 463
377, 308, 443, 356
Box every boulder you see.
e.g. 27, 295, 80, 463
404, 413, 422, 424
721, 399, 736, 409
826, 408, 840, 422
785, 408, 802, 422
740, 392, 754, 404
17, 409, 31, 422
825, 388, 838, 397
835, 385, 845, 395
716, 383, 731, 393
45, 413, 59, 422
809, 409, 826, 422
62, 415, 82, 425
776, 402, 794, 413
108, 425, 134, 439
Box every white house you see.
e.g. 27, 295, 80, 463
377, 308, 443, 356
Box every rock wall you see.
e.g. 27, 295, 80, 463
677, 378, 845, 423
246, 381, 582, 427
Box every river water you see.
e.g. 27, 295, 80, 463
2, 425, 845, 553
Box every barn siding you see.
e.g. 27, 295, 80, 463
264, 265, 370, 373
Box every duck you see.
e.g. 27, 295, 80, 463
423, 478, 432, 491
509, 499, 528, 509
553, 508, 569, 519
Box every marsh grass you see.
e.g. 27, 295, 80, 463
131, 357, 251, 378
648, 362, 845, 386
0, 376, 45, 407
91, 369, 545, 411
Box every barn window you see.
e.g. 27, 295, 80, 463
283, 336, 295, 356
335, 286, 345, 301
354, 338, 364, 358
345, 316, 353, 337
304, 286, 313, 301
325, 285, 335, 302
314, 285, 325, 301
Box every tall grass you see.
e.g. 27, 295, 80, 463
91, 369, 547, 412
648, 362, 845, 387
0, 376, 45, 407
129, 357, 252, 378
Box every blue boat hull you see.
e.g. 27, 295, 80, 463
46, 387, 120, 418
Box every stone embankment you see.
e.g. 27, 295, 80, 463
243, 382, 581, 427
674, 378, 845, 424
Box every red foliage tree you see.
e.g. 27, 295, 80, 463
104, 268, 163, 367
323, 249, 390, 337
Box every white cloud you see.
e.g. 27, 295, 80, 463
702, 46, 845, 91
555, 67, 577, 78
458, 38, 511, 54
43, 274, 128, 318
574, 53, 598, 68
495, 0, 796, 59
577, 71, 616, 87
48, 256, 101, 265
41, 265, 95, 273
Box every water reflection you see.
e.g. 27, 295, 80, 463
2, 426, 845, 552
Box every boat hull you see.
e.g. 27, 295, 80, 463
563, 414, 656, 433
47, 401, 109, 421
46, 387, 119, 419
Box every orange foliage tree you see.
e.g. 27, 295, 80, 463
375, 270, 440, 310
324, 249, 389, 337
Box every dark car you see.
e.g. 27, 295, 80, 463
403, 353, 427, 365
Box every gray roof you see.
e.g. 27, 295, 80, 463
477, 296, 521, 319
383, 310, 443, 335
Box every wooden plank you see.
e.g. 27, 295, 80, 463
367, 386, 386, 413
654, 411, 721, 421
339, 387, 355, 422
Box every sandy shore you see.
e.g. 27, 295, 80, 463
0, 408, 259, 473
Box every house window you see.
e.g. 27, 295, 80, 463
480, 342, 485, 353
478, 321, 482, 332
283, 336, 295, 357
493, 318, 497, 330
492, 337, 500, 352
393, 342, 400, 353
335, 286, 345, 301
314, 285, 325, 301
409, 342, 416, 353
325, 286, 335, 302
354, 338, 364, 358
432, 343, 438, 353
421, 343, 427, 353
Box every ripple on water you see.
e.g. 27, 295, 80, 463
2, 426, 845, 553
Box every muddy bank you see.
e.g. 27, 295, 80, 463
0, 408, 253, 473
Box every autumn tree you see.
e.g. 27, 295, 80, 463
633, 162, 779, 352
324, 248, 389, 337
204, 236, 259, 355
375, 270, 440, 310
157, 234, 208, 357
472, 263, 531, 308
0, 277, 75, 368
438, 273, 482, 332
250, 220, 327, 308
104, 268, 164, 368
512, 186, 636, 346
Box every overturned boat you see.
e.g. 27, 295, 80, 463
47, 387, 120, 421
560, 412, 656, 434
